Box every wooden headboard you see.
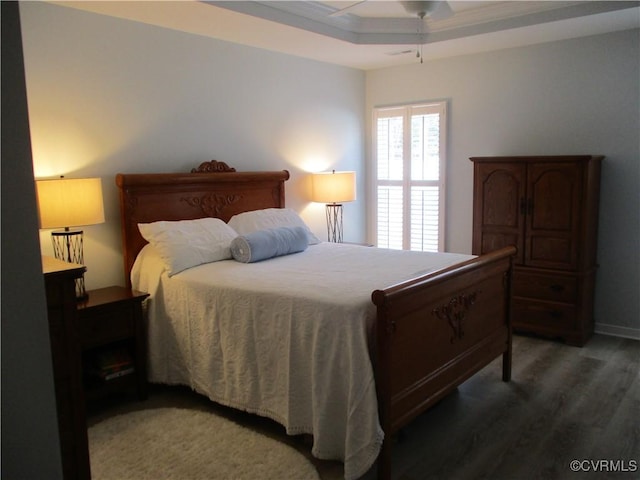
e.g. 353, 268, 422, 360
116, 160, 290, 287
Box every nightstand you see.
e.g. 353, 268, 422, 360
42, 256, 91, 480
77, 286, 149, 402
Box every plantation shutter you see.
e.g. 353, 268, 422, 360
374, 102, 446, 252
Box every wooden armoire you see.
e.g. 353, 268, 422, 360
470, 156, 603, 346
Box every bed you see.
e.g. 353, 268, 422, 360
116, 160, 515, 480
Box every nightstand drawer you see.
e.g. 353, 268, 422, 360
78, 306, 134, 347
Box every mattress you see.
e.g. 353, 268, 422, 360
132, 242, 473, 479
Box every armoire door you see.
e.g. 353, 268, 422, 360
472, 162, 526, 264
471, 155, 602, 346
525, 162, 583, 270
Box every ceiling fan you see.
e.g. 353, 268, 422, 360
329, 1, 453, 63
329, 0, 454, 21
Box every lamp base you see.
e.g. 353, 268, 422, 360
325, 203, 344, 243
51, 229, 87, 300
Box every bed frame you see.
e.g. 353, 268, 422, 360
116, 160, 515, 480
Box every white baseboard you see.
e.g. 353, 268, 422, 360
595, 323, 640, 341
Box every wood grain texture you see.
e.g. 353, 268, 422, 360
382, 334, 639, 480
116, 164, 516, 479
87, 334, 639, 480
471, 156, 603, 346
115, 168, 290, 288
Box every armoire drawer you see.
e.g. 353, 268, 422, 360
512, 299, 576, 330
513, 271, 577, 303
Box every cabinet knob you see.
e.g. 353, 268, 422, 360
549, 284, 565, 293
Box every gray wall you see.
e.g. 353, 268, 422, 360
2, 2, 63, 478
19, 2, 638, 339
366, 29, 640, 338
20, 2, 366, 289
5, 3, 638, 475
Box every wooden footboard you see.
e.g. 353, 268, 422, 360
372, 246, 516, 480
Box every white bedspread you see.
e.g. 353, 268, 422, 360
132, 242, 473, 480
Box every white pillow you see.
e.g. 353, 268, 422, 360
227, 208, 321, 245
138, 217, 238, 276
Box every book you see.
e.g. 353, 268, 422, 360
86, 346, 134, 380
102, 366, 134, 381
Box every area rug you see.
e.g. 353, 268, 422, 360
88, 407, 320, 480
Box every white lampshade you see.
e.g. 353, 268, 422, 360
311, 171, 356, 204
36, 177, 105, 229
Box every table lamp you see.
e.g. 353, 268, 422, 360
36, 176, 105, 299
311, 170, 356, 243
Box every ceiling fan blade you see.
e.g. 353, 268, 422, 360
429, 1, 453, 21
329, 0, 368, 17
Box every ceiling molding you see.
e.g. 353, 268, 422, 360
48, 1, 640, 70
207, 1, 639, 45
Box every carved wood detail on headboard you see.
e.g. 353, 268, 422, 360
116, 162, 290, 288
180, 193, 243, 217
191, 160, 236, 173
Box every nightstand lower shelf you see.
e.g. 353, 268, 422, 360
77, 286, 149, 402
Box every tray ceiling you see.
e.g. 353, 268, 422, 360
51, 1, 640, 70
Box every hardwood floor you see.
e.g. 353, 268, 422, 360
87, 334, 639, 479
384, 334, 639, 480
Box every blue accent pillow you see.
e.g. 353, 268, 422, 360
230, 226, 308, 263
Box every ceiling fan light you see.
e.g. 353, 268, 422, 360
401, 1, 438, 17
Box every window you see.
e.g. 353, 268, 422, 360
373, 102, 447, 252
